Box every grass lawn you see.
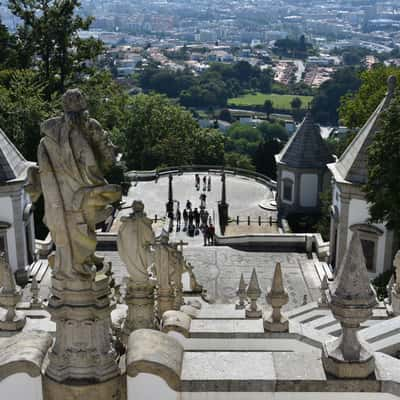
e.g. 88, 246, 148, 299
228, 92, 313, 110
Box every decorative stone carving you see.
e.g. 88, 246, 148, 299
26, 89, 121, 383
162, 310, 192, 338
118, 200, 156, 340
245, 268, 262, 318
318, 274, 329, 308
30, 276, 42, 309
126, 329, 184, 391
0, 331, 52, 380
0, 253, 25, 331
322, 232, 377, 378
235, 273, 247, 310
154, 231, 176, 319
264, 263, 289, 332
392, 251, 400, 316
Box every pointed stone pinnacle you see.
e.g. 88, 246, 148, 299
236, 273, 247, 310
238, 273, 246, 293
247, 268, 261, 299
245, 269, 262, 318
332, 231, 376, 308
270, 262, 285, 296
321, 274, 328, 290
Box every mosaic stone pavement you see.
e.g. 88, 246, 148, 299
100, 246, 321, 312
182, 247, 320, 311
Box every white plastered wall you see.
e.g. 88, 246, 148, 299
299, 174, 318, 207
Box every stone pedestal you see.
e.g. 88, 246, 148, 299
45, 274, 120, 383
122, 282, 155, 343
43, 374, 126, 400
392, 290, 400, 316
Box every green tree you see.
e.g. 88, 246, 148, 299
224, 152, 255, 171
0, 69, 56, 162
0, 20, 17, 68
364, 93, 400, 234
291, 97, 302, 111
9, 0, 103, 97
263, 99, 274, 118
225, 123, 263, 158
122, 93, 224, 170
340, 66, 400, 128
219, 108, 233, 123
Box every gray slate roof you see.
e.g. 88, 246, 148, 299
275, 113, 334, 169
329, 77, 396, 185
0, 128, 31, 183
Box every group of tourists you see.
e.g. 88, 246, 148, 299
171, 174, 215, 245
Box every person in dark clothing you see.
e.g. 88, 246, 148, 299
208, 224, 215, 245
183, 208, 188, 231
202, 175, 207, 191
199, 193, 206, 209
203, 225, 209, 246
186, 199, 192, 210
188, 210, 194, 226
207, 175, 211, 191
195, 174, 200, 190
193, 208, 200, 228
176, 208, 181, 231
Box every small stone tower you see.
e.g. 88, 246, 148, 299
275, 113, 334, 217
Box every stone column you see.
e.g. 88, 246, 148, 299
391, 251, 400, 316
0, 253, 25, 331
322, 232, 377, 378
264, 263, 289, 332
218, 172, 229, 234
166, 173, 174, 214
117, 201, 156, 342
245, 268, 262, 318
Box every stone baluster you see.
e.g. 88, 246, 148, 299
235, 273, 247, 310
0, 253, 25, 331
245, 268, 262, 318
264, 262, 289, 332
322, 232, 377, 378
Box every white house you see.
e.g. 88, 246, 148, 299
328, 77, 398, 277
0, 128, 36, 283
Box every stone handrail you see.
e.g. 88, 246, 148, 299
126, 165, 277, 189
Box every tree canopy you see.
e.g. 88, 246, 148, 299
340, 66, 400, 128
364, 93, 400, 234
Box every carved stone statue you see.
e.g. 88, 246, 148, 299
391, 251, 400, 316
118, 200, 155, 284
154, 231, 176, 319
27, 88, 121, 279
118, 201, 156, 337
26, 89, 122, 390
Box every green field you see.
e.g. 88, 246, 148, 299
228, 93, 313, 110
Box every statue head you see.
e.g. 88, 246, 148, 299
132, 200, 145, 216
62, 89, 87, 113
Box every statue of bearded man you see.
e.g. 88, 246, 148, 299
27, 89, 121, 279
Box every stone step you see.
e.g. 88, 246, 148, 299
305, 315, 336, 330
360, 316, 400, 341
190, 319, 264, 338
370, 333, 400, 355
318, 322, 342, 336
287, 308, 328, 324
182, 338, 320, 353
285, 302, 319, 320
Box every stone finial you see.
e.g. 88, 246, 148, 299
318, 274, 329, 308
184, 262, 203, 293
30, 276, 42, 309
0, 254, 25, 331
236, 273, 247, 310
264, 263, 289, 332
322, 232, 377, 378
245, 268, 262, 318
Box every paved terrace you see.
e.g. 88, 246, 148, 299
113, 171, 278, 243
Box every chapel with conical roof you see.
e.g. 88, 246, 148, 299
275, 112, 334, 216
328, 76, 398, 275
